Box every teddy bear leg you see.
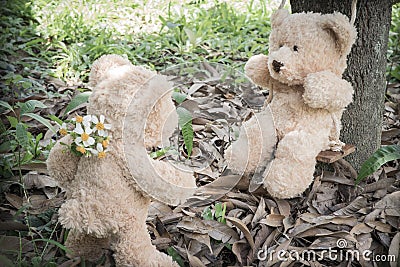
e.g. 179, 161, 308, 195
65, 230, 111, 262
111, 211, 178, 267
264, 130, 327, 199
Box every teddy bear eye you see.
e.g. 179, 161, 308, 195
293, 45, 299, 52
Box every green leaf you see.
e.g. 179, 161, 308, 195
166, 247, 185, 267
0, 254, 14, 267
16, 123, 29, 148
23, 113, 57, 133
64, 91, 92, 115
202, 206, 213, 221
20, 100, 47, 115
150, 147, 170, 159
48, 114, 63, 126
21, 150, 34, 164
0, 140, 12, 153
6, 116, 18, 128
35, 133, 43, 143
0, 100, 14, 112
356, 145, 400, 184
32, 238, 72, 254
172, 91, 187, 104
176, 107, 193, 157
184, 27, 197, 46
391, 68, 400, 80
215, 202, 227, 224
0, 119, 6, 134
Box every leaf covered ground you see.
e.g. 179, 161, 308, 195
0, 0, 399, 266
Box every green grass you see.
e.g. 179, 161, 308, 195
0, 0, 399, 265
3, 0, 274, 84
388, 3, 400, 82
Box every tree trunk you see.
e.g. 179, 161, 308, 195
290, 0, 393, 170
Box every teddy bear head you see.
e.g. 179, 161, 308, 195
83, 55, 196, 205
86, 55, 177, 148
267, 9, 357, 86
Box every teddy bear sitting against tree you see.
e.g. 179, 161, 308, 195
243, 7, 357, 198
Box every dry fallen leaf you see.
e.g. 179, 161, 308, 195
5, 193, 23, 209
350, 223, 373, 235
259, 214, 285, 227
365, 221, 392, 233
0, 235, 34, 254
186, 249, 206, 267
388, 232, 399, 267
251, 197, 266, 228
231, 239, 248, 265
333, 196, 368, 216
23, 172, 58, 189
226, 216, 255, 251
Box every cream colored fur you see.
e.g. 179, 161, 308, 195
47, 54, 196, 266
244, 9, 356, 198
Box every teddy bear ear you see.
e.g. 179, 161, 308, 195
319, 12, 357, 57
271, 9, 290, 28
89, 54, 132, 88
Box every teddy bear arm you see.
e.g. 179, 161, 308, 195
47, 135, 80, 187
245, 54, 273, 89
303, 71, 353, 112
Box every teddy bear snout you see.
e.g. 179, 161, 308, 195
272, 60, 284, 73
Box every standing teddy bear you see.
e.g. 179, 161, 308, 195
47, 54, 196, 266
243, 8, 357, 198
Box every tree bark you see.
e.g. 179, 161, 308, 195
290, 0, 393, 170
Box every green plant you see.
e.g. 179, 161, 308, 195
176, 107, 194, 158
202, 202, 227, 224
355, 144, 400, 184
0, 100, 56, 178
150, 147, 171, 159
166, 247, 185, 267
63, 91, 91, 115
387, 4, 400, 82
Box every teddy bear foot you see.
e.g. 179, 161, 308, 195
263, 163, 315, 199
112, 243, 179, 267
65, 230, 111, 262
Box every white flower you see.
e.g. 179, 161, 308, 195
59, 123, 68, 136
92, 115, 111, 137
89, 143, 108, 159
73, 123, 95, 147
72, 115, 92, 127
82, 115, 92, 128
72, 115, 83, 124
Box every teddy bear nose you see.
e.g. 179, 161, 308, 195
272, 60, 284, 73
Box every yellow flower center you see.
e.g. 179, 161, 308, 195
59, 128, 67, 136
76, 146, 86, 154
98, 151, 106, 159
102, 139, 109, 148
81, 133, 89, 141
96, 122, 105, 130
76, 115, 83, 123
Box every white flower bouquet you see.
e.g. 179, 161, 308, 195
59, 114, 111, 158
